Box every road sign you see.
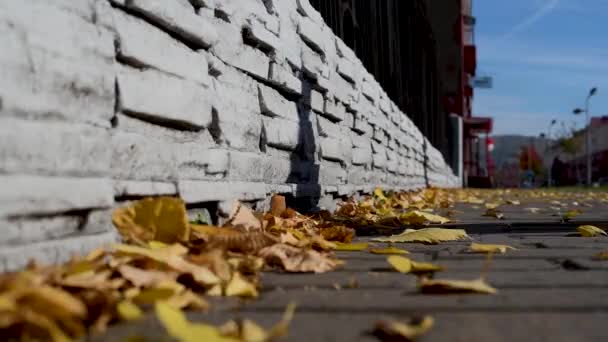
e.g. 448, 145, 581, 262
472, 76, 493, 89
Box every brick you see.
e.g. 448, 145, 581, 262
0, 118, 110, 177
0, 175, 113, 218
113, 181, 178, 197
258, 84, 299, 122
320, 137, 351, 163
176, 146, 230, 180
337, 58, 355, 83
301, 45, 329, 79
243, 18, 281, 52
113, 9, 210, 85
119, 0, 218, 48
111, 131, 176, 181
310, 89, 325, 113
227, 151, 292, 183
263, 117, 300, 151
117, 66, 213, 129
372, 151, 387, 170
268, 61, 303, 95
296, 0, 324, 23
361, 79, 378, 103
208, 17, 270, 80
0, 2, 114, 127
0, 209, 111, 247
212, 66, 263, 151
298, 16, 327, 55
352, 147, 372, 166
0, 231, 119, 271
323, 98, 346, 122
316, 116, 341, 138
178, 180, 267, 203
319, 162, 347, 185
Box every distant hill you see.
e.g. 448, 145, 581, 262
491, 135, 552, 168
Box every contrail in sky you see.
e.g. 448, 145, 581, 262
500, 0, 560, 40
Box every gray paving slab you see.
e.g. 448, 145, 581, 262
94, 312, 608, 342
238, 288, 608, 312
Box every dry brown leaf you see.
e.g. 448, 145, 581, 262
419, 277, 497, 294
399, 211, 450, 226
386, 256, 443, 275
593, 251, 608, 260
259, 244, 343, 273
118, 265, 177, 288
373, 228, 470, 244
112, 197, 190, 244
225, 200, 262, 232
468, 242, 516, 254
577, 225, 607, 237
319, 225, 355, 243
369, 247, 410, 255
373, 316, 434, 341
333, 242, 369, 251
113, 244, 220, 286
225, 272, 258, 298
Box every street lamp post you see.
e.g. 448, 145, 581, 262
546, 119, 557, 187
573, 87, 597, 187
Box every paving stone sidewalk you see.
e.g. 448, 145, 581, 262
96, 202, 608, 342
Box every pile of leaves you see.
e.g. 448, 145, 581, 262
0, 195, 353, 341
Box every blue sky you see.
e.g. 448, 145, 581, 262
474, 0, 608, 137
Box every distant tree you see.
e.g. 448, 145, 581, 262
519, 145, 543, 175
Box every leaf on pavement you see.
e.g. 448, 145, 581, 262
593, 251, 608, 260
525, 207, 541, 214
505, 200, 521, 205
387, 256, 443, 275
319, 225, 355, 243
155, 302, 234, 342
112, 197, 190, 244
563, 209, 582, 222
483, 207, 504, 220
259, 244, 343, 273
577, 225, 607, 237
369, 247, 410, 255
468, 242, 516, 254
373, 316, 434, 342
225, 200, 262, 232
399, 211, 450, 226
333, 242, 369, 251
225, 272, 258, 298
116, 301, 143, 321
419, 277, 497, 294
372, 228, 470, 244
118, 264, 177, 288
374, 187, 388, 201
220, 302, 297, 342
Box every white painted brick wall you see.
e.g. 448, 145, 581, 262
0, 0, 459, 271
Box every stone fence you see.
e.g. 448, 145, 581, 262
0, 0, 459, 270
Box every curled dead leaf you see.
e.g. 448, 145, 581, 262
333, 242, 369, 251
259, 244, 343, 273
387, 256, 443, 275
468, 242, 516, 254
399, 211, 450, 226
373, 228, 470, 244
369, 247, 409, 255
373, 316, 434, 342
577, 225, 607, 237
419, 277, 497, 294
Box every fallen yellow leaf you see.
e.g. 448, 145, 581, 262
155, 302, 234, 342
386, 256, 444, 275
112, 197, 190, 244
419, 277, 497, 294
333, 242, 369, 251
593, 251, 608, 260
373, 228, 470, 244
374, 187, 388, 201
368, 247, 410, 255
225, 272, 258, 298
577, 225, 607, 237
468, 242, 516, 254
399, 211, 450, 225
225, 200, 262, 232
117, 301, 143, 321
373, 316, 434, 341
563, 210, 582, 222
